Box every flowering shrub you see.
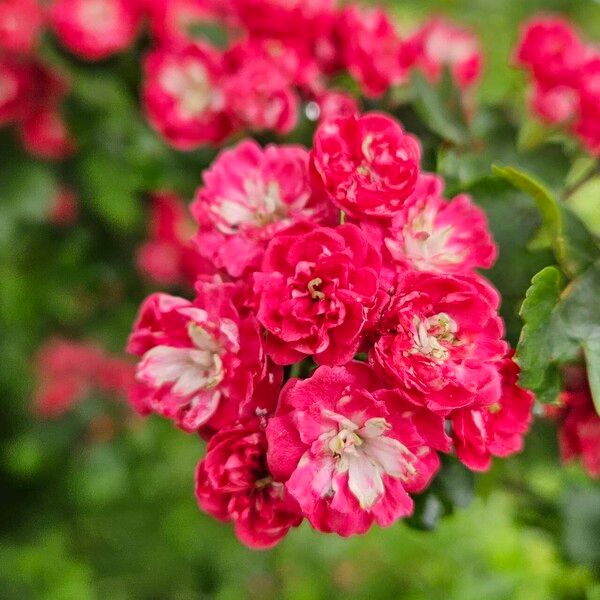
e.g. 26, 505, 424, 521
4, 0, 600, 572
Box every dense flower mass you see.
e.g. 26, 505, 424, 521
514, 16, 600, 154
127, 106, 536, 548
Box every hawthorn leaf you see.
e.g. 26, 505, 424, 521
516, 266, 563, 404
493, 165, 600, 278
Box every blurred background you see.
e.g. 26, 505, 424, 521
2, 0, 600, 598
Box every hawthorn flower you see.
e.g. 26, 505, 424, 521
253, 223, 381, 366
404, 18, 482, 88
370, 270, 507, 413
310, 112, 421, 219
50, 0, 143, 61
127, 281, 270, 434
192, 139, 333, 278
0, 0, 45, 54
137, 192, 211, 287
143, 43, 232, 149
21, 108, 75, 160
337, 6, 405, 98
451, 354, 534, 471
266, 362, 448, 536
196, 417, 302, 549
0, 56, 34, 124
374, 173, 496, 275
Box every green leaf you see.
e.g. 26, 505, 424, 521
187, 22, 229, 49
517, 118, 551, 152
410, 69, 470, 145
516, 266, 563, 403
583, 341, 600, 416
567, 175, 600, 236
493, 165, 600, 278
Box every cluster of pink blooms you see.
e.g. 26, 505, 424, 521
546, 367, 600, 479
515, 16, 600, 155
0, 0, 74, 159
34, 338, 135, 418
127, 111, 534, 548
136, 0, 482, 149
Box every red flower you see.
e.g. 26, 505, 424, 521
0, 0, 45, 54
253, 223, 381, 366
50, 0, 143, 60
196, 417, 302, 549
20, 108, 75, 160
48, 186, 79, 225
143, 43, 232, 149
370, 271, 507, 413
451, 354, 534, 471
137, 192, 211, 287
310, 113, 421, 219
266, 362, 448, 536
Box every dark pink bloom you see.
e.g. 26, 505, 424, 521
50, 0, 143, 60
555, 376, 600, 478
530, 83, 578, 125
315, 90, 359, 123
127, 281, 271, 434
0, 0, 45, 54
514, 17, 586, 88
337, 5, 405, 98
370, 270, 507, 413
143, 43, 232, 149
20, 108, 75, 160
0, 56, 35, 124
48, 186, 79, 225
451, 354, 534, 471
370, 173, 496, 275
34, 338, 134, 418
221, 40, 305, 134
266, 362, 448, 536
573, 56, 600, 155
196, 417, 302, 548
404, 17, 482, 88
137, 192, 211, 287
192, 139, 333, 278
253, 223, 381, 366
310, 112, 421, 219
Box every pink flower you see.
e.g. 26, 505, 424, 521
195, 417, 302, 548
514, 17, 586, 88
253, 222, 382, 366
191, 139, 333, 278
404, 18, 482, 88
451, 354, 534, 471
573, 56, 600, 155
370, 270, 507, 413
530, 83, 578, 125
143, 43, 232, 149
137, 192, 211, 287
266, 362, 448, 536
0, 0, 45, 54
221, 40, 304, 134
314, 90, 359, 123
372, 173, 497, 275
337, 6, 405, 98
20, 108, 75, 160
555, 376, 600, 478
310, 112, 421, 219
48, 186, 79, 225
34, 338, 134, 418
0, 56, 35, 124
127, 281, 271, 434
50, 0, 143, 61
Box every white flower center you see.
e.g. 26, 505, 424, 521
323, 412, 419, 509
138, 321, 224, 397
77, 0, 118, 32
411, 312, 458, 362
160, 60, 217, 120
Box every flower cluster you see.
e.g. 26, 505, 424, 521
137, 0, 481, 148
515, 16, 600, 155
128, 111, 534, 548
546, 367, 600, 479
0, 0, 74, 159
34, 338, 135, 418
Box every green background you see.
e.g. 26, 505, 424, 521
1, 1, 600, 598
